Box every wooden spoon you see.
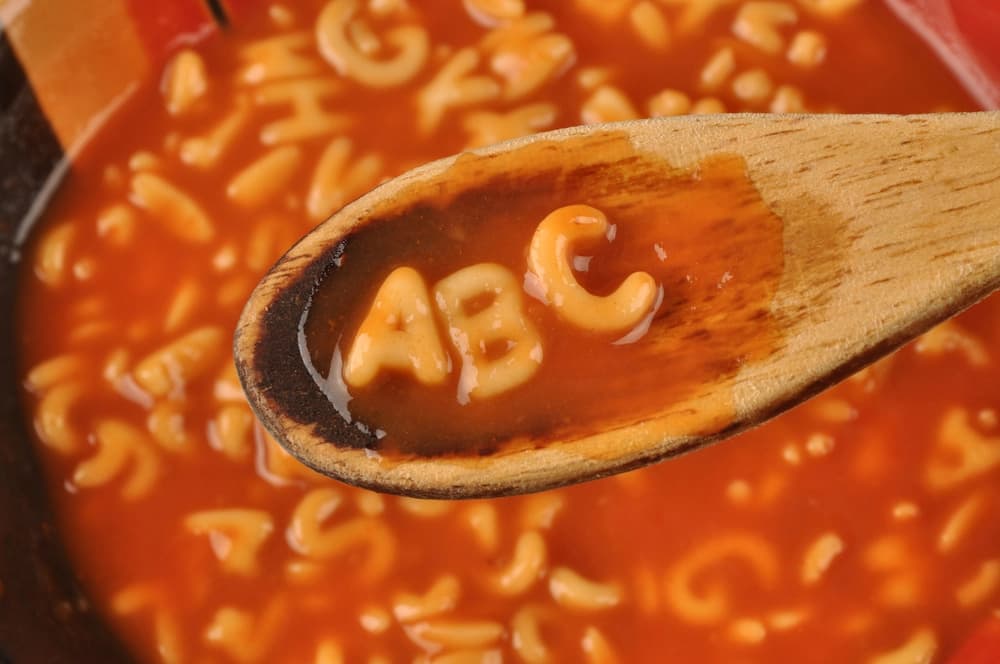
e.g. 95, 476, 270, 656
235, 112, 1000, 499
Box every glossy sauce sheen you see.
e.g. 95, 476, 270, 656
14, 0, 1000, 662
301, 146, 784, 456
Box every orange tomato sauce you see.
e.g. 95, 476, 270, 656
15, 1, 1000, 662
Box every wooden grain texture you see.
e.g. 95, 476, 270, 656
235, 112, 1000, 498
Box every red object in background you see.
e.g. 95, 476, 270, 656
951, 0, 1000, 77
124, 0, 267, 67
948, 617, 1000, 664
886, 0, 1000, 108
124, 0, 214, 62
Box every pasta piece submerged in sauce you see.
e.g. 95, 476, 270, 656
15, 1, 1000, 663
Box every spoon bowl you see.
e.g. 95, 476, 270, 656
235, 112, 1000, 498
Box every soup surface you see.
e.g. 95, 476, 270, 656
16, 0, 1000, 662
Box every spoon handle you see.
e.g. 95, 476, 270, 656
620, 113, 1000, 423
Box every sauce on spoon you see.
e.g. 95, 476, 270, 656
294, 138, 784, 458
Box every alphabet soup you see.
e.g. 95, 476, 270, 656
16, 1, 999, 661
343, 204, 658, 400
298, 150, 785, 456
